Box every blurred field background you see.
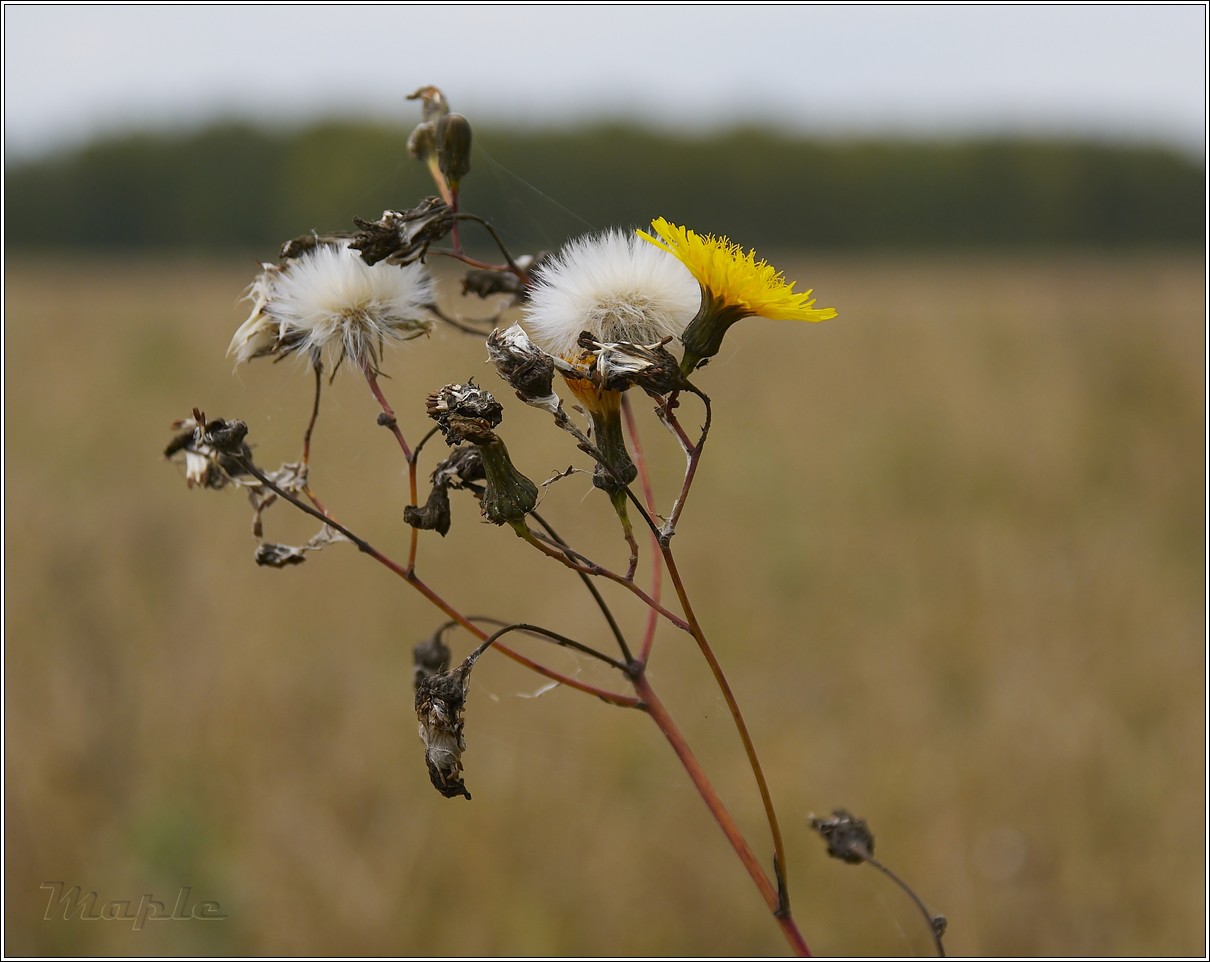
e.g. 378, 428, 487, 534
4, 116, 1206, 957
5, 247, 1204, 956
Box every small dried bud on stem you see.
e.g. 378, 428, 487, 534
425, 383, 537, 525
351, 197, 455, 266
486, 325, 559, 413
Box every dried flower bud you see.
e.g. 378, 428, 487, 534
415, 667, 472, 800
431, 445, 485, 489
407, 121, 437, 163
462, 254, 547, 304
425, 382, 504, 446
253, 525, 345, 568
405, 86, 449, 166
437, 113, 472, 189
477, 437, 539, 525
463, 268, 522, 300
351, 197, 455, 266
578, 334, 685, 396
413, 630, 452, 690
164, 411, 254, 489
809, 809, 875, 864
279, 232, 349, 260
486, 325, 559, 413
407, 85, 450, 123
424, 385, 535, 524
255, 543, 307, 568
403, 482, 452, 536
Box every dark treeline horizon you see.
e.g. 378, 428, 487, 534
5, 119, 1204, 255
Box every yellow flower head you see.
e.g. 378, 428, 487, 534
637, 217, 837, 372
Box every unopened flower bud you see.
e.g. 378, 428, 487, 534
407, 85, 450, 123
587, 402, 637, 494
413, 629, 452, 690
486, 325, 558, 413
477, 437, 538, 525
405, 86, 449, 164
437, 113, 472, 190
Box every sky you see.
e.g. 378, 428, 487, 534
3, 4, 1207, 160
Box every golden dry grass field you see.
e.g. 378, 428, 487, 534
4, 251, 1205, 956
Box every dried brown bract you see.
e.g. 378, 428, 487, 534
487, 324, 559, 413
351, 197, 455, 266
415, 664, 473, 800
412, 629, 452, 690
576, 332, 685, 396
426, 382, 504, 446
809, 809, 875, 864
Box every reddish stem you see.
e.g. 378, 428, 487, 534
661, 545, 791, 912
516, 524, 689, 632
620, 395, 663, 663
634, 674, 810, 956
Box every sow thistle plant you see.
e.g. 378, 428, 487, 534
165, 87, 945, 956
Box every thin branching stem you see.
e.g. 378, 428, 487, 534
426, 301, 499, 336
405, 424, 444, 572
471, 622, 632, 675
363, 365, 414, 461
302, 363, 323, 467
620, 394, 663, 665
857, 846, 948, 958
455, 212, 523, 275
633, 673, 811, 956
530, 511, 634, 666
660, 545, 791, 915
658, 384, 712, 544
233, 455, 639, 708
514, 523, 690, 632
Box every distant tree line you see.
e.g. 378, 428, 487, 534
5, 120, 1203, 255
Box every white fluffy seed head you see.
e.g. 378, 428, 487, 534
522, 230, 701, 358
230, 242, 435, 370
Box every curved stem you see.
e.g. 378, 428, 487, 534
455, 212, 523, 275
234, 455, 639, 708
530, 511, 633, 666
362, 364, 413, 460
661, 545, 791, 915
514, 523, 689, 632
634, 674, 810, 956
860, 850, 947, 958
474, 622, 631, 675
302, 363, 323, 467
657, 385, 711, 545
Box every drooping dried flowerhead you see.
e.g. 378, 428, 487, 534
164, 411, 254, 490
228, 240, 435, 373
415, 667, 473, 800
424, 384, 537, 525
808, 809, 875, 864
637, 217, 837, 372
523, 229, 700, 360
350, 197, 455, 266
486, 324, 559, 414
